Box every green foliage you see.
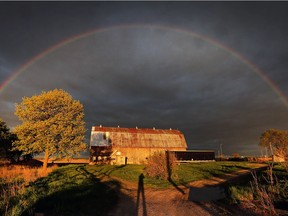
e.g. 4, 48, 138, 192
260, 129, 288, 159
262, 165, 288, 202
225, 165, 288, 215
13, 89, 86, 164
227, 186, 253, 204
0, 118, 21, 162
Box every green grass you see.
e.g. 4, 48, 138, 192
69, 162, 261, 189
85, 162, 259, 188
175, 161, 257, 186
85, 164, 145, 182
85, 164, 172, 188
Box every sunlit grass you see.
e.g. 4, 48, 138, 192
85, 161, 263, 188
0, 164, 57, 183
0, 164, 57, 216
175, 161, 260, 185
86, 164, 172, 188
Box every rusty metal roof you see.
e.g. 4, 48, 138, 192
92, 126, 183, 135
90, 126, 187, 148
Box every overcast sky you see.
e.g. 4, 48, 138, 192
0, 2, 288, 156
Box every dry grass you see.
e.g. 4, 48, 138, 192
37, 158, 89, 164
0, 164, 57, 216
0, 164, 57, 183
250, 170, 277, 215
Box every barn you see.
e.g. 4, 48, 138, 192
90, 126, 187, 164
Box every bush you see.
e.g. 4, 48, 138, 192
228, 164, 288, 215
145, 151, 177, 180
0, 178, 26, 216
228, 186, 253, 204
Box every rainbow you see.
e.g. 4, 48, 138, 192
1, 24, 287, 107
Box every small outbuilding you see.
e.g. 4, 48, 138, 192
171, 150, 215, 162
90, 126, 187, 164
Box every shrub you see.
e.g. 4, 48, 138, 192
145, 151, 177, 180
0, 178, 25, 216
250, 170, 277, 216
228, 186, 253, 204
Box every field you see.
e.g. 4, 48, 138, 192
0, 161, 286, 215
225, 164, 288, 215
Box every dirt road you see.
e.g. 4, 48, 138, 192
108, 167, 267, 216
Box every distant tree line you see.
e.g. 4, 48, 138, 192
0, 118, 22, 162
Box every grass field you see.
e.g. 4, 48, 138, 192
176, 161, 260, 185
85, 161, 262, 188
0, 161, 272, 215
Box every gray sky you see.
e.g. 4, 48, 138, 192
0, 2, 288, 156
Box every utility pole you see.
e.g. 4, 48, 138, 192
220, 143, 223, 161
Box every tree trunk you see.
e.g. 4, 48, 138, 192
43, 149, 49, 172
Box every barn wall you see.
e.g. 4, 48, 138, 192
112, 147, 186, 164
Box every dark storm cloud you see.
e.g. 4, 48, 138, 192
0, 2, 288, 156
0, 57, 11, 80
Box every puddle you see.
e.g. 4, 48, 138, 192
188, 186, 225, 201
